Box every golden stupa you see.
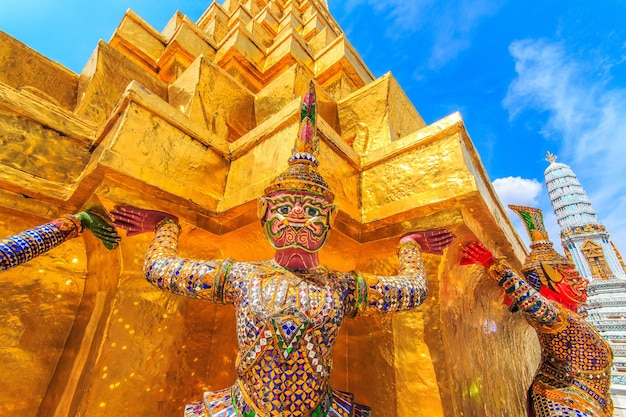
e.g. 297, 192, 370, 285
0, 1, 538, 416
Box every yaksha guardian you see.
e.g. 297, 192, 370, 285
461, 206, 613, 417
112, 82, 454, 417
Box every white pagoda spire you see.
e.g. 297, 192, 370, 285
544, 152, 625, 280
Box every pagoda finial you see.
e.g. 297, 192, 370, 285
546, 151, 557, 164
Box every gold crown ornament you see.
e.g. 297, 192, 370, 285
262, 81, 335, 203
508, 205, 577, 291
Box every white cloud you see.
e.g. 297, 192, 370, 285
503, 40, 595, 141
492, 176, 542, 207
503, 38, 626, 252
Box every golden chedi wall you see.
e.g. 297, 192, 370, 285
0, 1, 539, 416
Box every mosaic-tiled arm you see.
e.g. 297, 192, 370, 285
143, 220, 233, 303
485, 260, 558, 325
0, 214, 83, 272
352, 240, 428, 316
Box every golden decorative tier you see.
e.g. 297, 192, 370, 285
0, 1, 537, 416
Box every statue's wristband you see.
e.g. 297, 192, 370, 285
155, 217, 180, 232
485, 258, 512, 281
64, 213, 86, 234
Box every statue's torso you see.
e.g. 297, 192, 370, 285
530, 307, 613, 416
228, 261, 353, 416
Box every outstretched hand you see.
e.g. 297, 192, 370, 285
110, 205, 178, 237
460, 241, 495, 268
75, 209, 121, 250
401, 229, 455, 255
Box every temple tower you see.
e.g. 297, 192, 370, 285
544, 152, 626, 280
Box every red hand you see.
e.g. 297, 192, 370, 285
401, 229, 455, 255
110, 205, 177, 236
460, 241, 495, 268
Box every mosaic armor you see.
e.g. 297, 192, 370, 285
0, 214, 83, 272
144, 221, 427, 417
485, 260, 614, 417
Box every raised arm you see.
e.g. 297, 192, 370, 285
0, 209, 119, 272
111, 206, 233, 303
460, 241, 557, 325
353, 229, 454, 317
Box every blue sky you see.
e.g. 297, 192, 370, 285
1, 0, 626, 254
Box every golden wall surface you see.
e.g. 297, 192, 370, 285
0, 1, 539, 416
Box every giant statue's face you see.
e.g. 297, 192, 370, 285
555, 264, 589, 305
541, 263, 589, 308
262, 191, 334, 253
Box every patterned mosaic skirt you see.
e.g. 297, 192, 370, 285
184, 383, 372, 417
528, 379, 611, 417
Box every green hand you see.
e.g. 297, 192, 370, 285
75, 210, 121, 250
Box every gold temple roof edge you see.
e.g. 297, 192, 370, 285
93, 80, 229, 155
228, 97, 298, 158
0, 166, 77, 205
196, 2, 229, 30
316, 116, 361, 168
113, 9, 168, 46
163, 12, 218, 50
0, 83, 96, 146
313, 34, 374, 85
228, 97, 360, 168
304, 0, 343, 36
361, 112, 464, 169
457, 122, 528, 262
0, 30, 78, 78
